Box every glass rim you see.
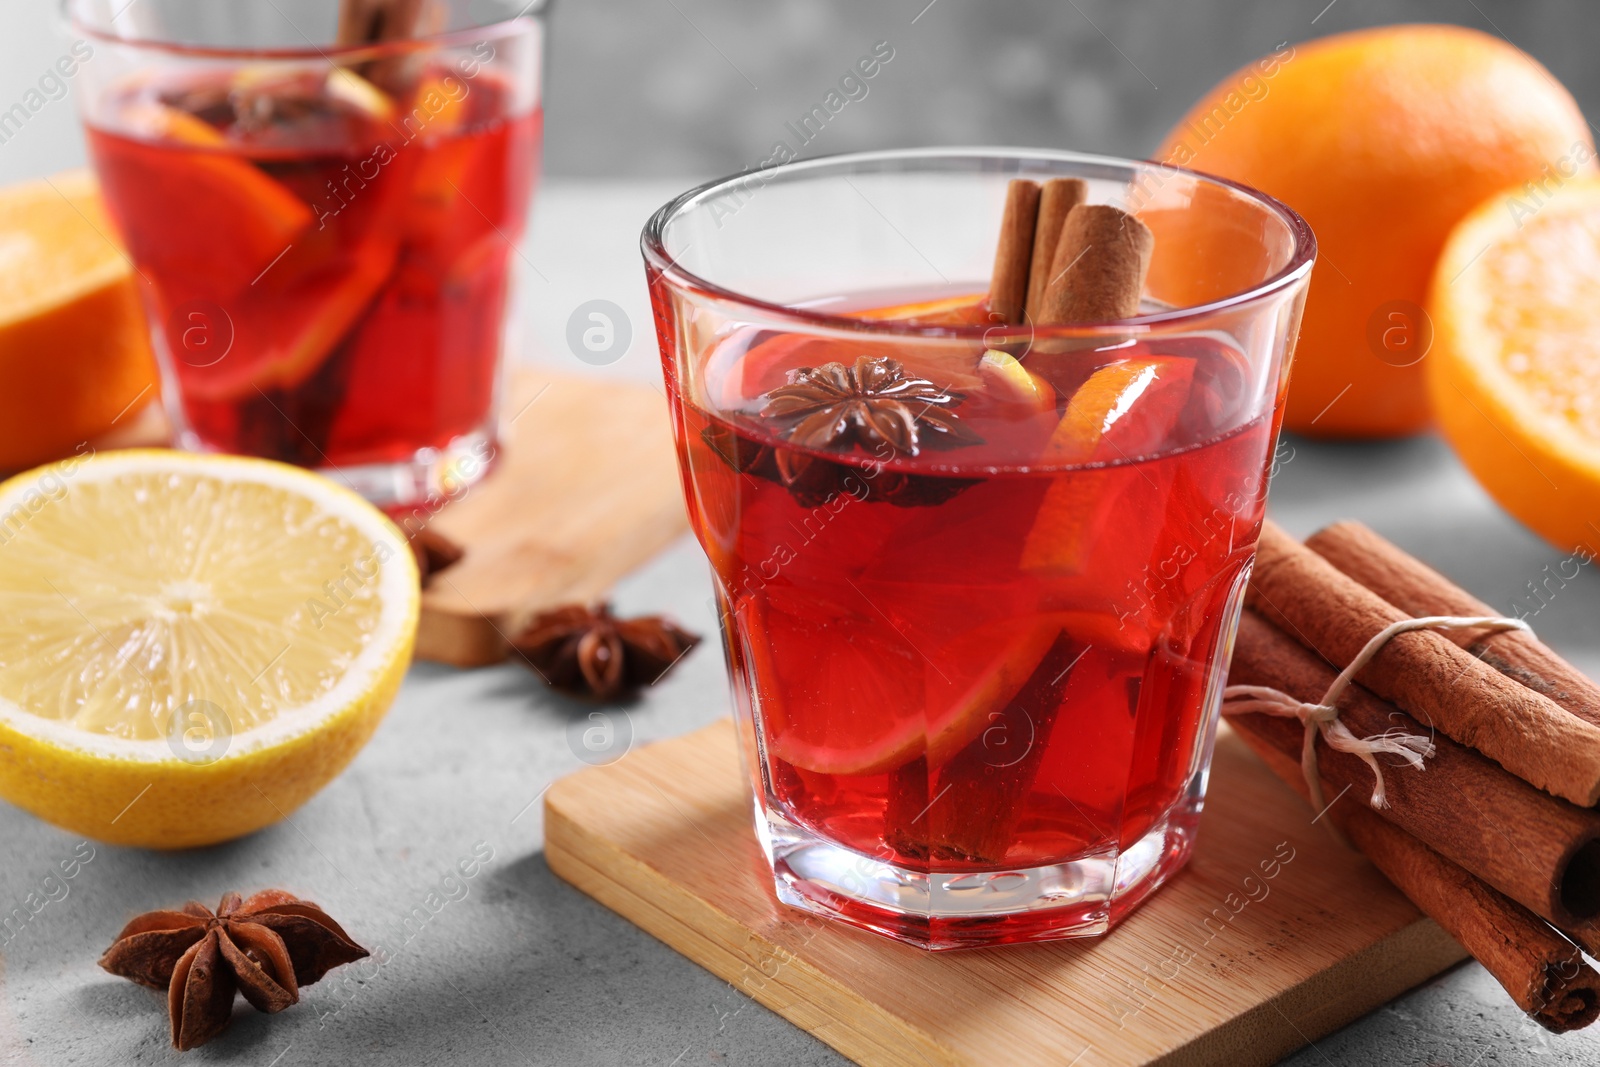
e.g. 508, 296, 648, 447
61, 0, 544, 61
641, 146, 1317, 340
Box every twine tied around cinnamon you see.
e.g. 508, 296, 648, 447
1222, 615, 1533, 813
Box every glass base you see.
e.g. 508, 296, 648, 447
759, 804, 1200, 950
175, 428, 497, 510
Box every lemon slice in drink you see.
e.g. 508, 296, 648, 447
0, 450, 418, 848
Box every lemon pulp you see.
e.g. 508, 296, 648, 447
0, 450, 418, 846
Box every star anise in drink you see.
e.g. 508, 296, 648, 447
99, 890, 368, 1051
760, 355, 980, 483
510, 603, 700, 700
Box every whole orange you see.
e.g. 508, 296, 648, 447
1156, 25, 1594, 437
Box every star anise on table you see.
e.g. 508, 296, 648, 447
510, 603, 700, 700
99, 890, 368, 1052
760, 355, 980, 482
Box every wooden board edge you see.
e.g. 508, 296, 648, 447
414, 604, 506, 667
544, 789, 961, 1067
1154, 916, 1468, 1067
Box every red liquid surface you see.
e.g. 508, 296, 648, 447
88, 66, 540, 469
665, 292, 1275, 874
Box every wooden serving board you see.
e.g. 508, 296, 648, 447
417, 368, 689, 665
545, 720, 1470, 1067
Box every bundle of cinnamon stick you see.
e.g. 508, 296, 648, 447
1226, 519, 1600, 1032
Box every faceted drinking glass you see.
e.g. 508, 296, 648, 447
644, 148, 1314, 948
66, 0, 544, 507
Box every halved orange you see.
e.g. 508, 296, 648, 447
1429, 177, 1600, 553
0, 170, 159, 471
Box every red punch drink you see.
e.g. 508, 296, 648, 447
646, 151, 1313, 948
673, 292, 1271, 945
70, 5, 544, 506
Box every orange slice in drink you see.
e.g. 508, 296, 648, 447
96, 112, 314, 296
407, 73, 470, 134
327, 68, 397, 122
178, 237, 397, 400
977, 349, 1055, 414
757, 569, 1079, 776
119, 101, 229, 148
404, 74, 479, 253
854, 292, 990, 326
750, 590, 925, 777
923, 616, 1067, 768
1021, 357, 1195, 571
99, 135, 315, 300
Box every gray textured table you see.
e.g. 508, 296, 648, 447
5, 181, 1600, 1067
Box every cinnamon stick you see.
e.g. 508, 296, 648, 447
987, 179, 1040, 326
1229, 715, 1600, 1033
1023, 178, 1088, 323
1248, 520, 1600, 806
883, 632, 1084, 865
1343, 807, 1600, 1033
337, 0, 428, 45
924, 632, 1085, 863
1306, 520, 1600, 729
1036, 204, 1153, 323
884, 756, 933, 862
1227, 609, 1600, 925
337, 0, 430, 89
1556, 921, 1600, 962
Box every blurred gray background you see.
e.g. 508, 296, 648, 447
1, 0, 1595, 184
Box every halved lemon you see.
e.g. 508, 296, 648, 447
0, 450, 418, 848
1429, 177, 1600, 552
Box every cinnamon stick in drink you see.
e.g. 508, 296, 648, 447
1227, 609, 1600, 926
987, 179, 1041, 325
884, 756, 933, 861
1248, 520, 1600, 806
925, 633, 1085, 863
1306, 520, 1600, 728
1228, 713, 1600, 1033
1036, 204, 1154, 323
337, 0, 432, 89
1024, 178, 1088, 322
338, 0, 428, 45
